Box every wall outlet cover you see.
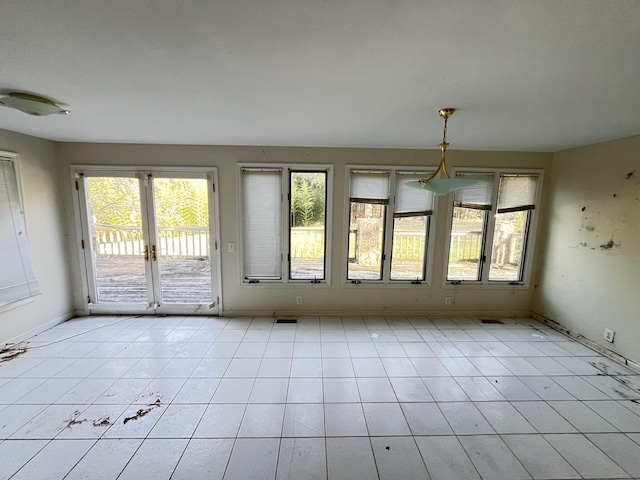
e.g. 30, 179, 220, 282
604, 328, 615, 343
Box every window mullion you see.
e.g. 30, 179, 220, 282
281, 170, 289, 283
382, 173, 398, 283
480, 173, 501, 283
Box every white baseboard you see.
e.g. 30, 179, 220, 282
532, 311, 640, 374
221, 308, 533, 318
2, 311, 75, 346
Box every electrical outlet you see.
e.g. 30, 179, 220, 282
604, 328, 615, 343
296, 296, 303, 305
444, 296, 452, 306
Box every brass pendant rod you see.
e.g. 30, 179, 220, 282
419, 110, 453, 184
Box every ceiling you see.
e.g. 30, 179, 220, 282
1, 1, 639, 151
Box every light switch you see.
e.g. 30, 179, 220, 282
228, 242, 235, 253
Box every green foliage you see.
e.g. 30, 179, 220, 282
87, 177, 142, 225
87, 177, 209, 227
291, 172, 326, 227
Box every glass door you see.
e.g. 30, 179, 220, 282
148, 174, 215, 312
74, 168, 220, 315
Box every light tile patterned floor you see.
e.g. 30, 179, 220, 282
1, 315, 640, 479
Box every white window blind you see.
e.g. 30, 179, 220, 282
350, 170, 390, 203
497, 174, 538, 212
242, 169, 282, 279
0, 157, 40, 307
454, 174, 494, 210
395, 172, 435, 217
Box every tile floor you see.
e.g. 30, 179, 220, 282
1, 315, 640, 479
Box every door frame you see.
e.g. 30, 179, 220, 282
70, 165, 223, 316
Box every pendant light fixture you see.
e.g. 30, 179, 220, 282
406, 107, 481, 195
0, 92, 69, 116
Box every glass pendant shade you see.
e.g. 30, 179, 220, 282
405, 177, 483, 195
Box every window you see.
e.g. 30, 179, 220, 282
447, 174, 493, 281
446, 171, 541, 284
489, 174, 539, 282
347, 168, 435, 283
347, 170, 389, 280
391, 172, 434, 281
241, 166, 330, 283
0, 152, 40, 308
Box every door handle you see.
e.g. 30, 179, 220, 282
144, 245, 149, 262
151, 244, 157, 261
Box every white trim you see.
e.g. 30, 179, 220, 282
223, 308, 533, 318
2, 310, 75, 346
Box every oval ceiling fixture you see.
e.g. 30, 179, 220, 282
0, 92, 69, 116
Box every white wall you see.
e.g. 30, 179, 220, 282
534, 135, 640, 363
0, 129, 75, 344
58, 143, 551, 317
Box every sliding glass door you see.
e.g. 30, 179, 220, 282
74, 168, 220, 315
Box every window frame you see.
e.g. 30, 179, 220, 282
443, 168, 544, 288
343, 165, 438, 287
238, 163, 333, 286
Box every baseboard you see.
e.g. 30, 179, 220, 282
2, 310, 75, 346
532, 311, 640, 374
221, 309, 533, 318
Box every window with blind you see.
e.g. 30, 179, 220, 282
347, 168, 436, 283
0, 153, 40, 309
242, 168, 282, 280
348, 170, 389, 281
391, 172, 435, 281
489, 174, 539, 281
446, 171, 541, 284
241, 166, 330, 283
447, 173, 493, 281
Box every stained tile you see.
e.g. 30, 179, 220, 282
371, 436, 429, 480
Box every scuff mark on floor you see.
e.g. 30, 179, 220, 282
123, 398, 162, 424
63, 410, 84, 428
92, 416, 112, 427
589, 361, 640, 397
0, 344, 29, 363
625, 170, 636, 179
